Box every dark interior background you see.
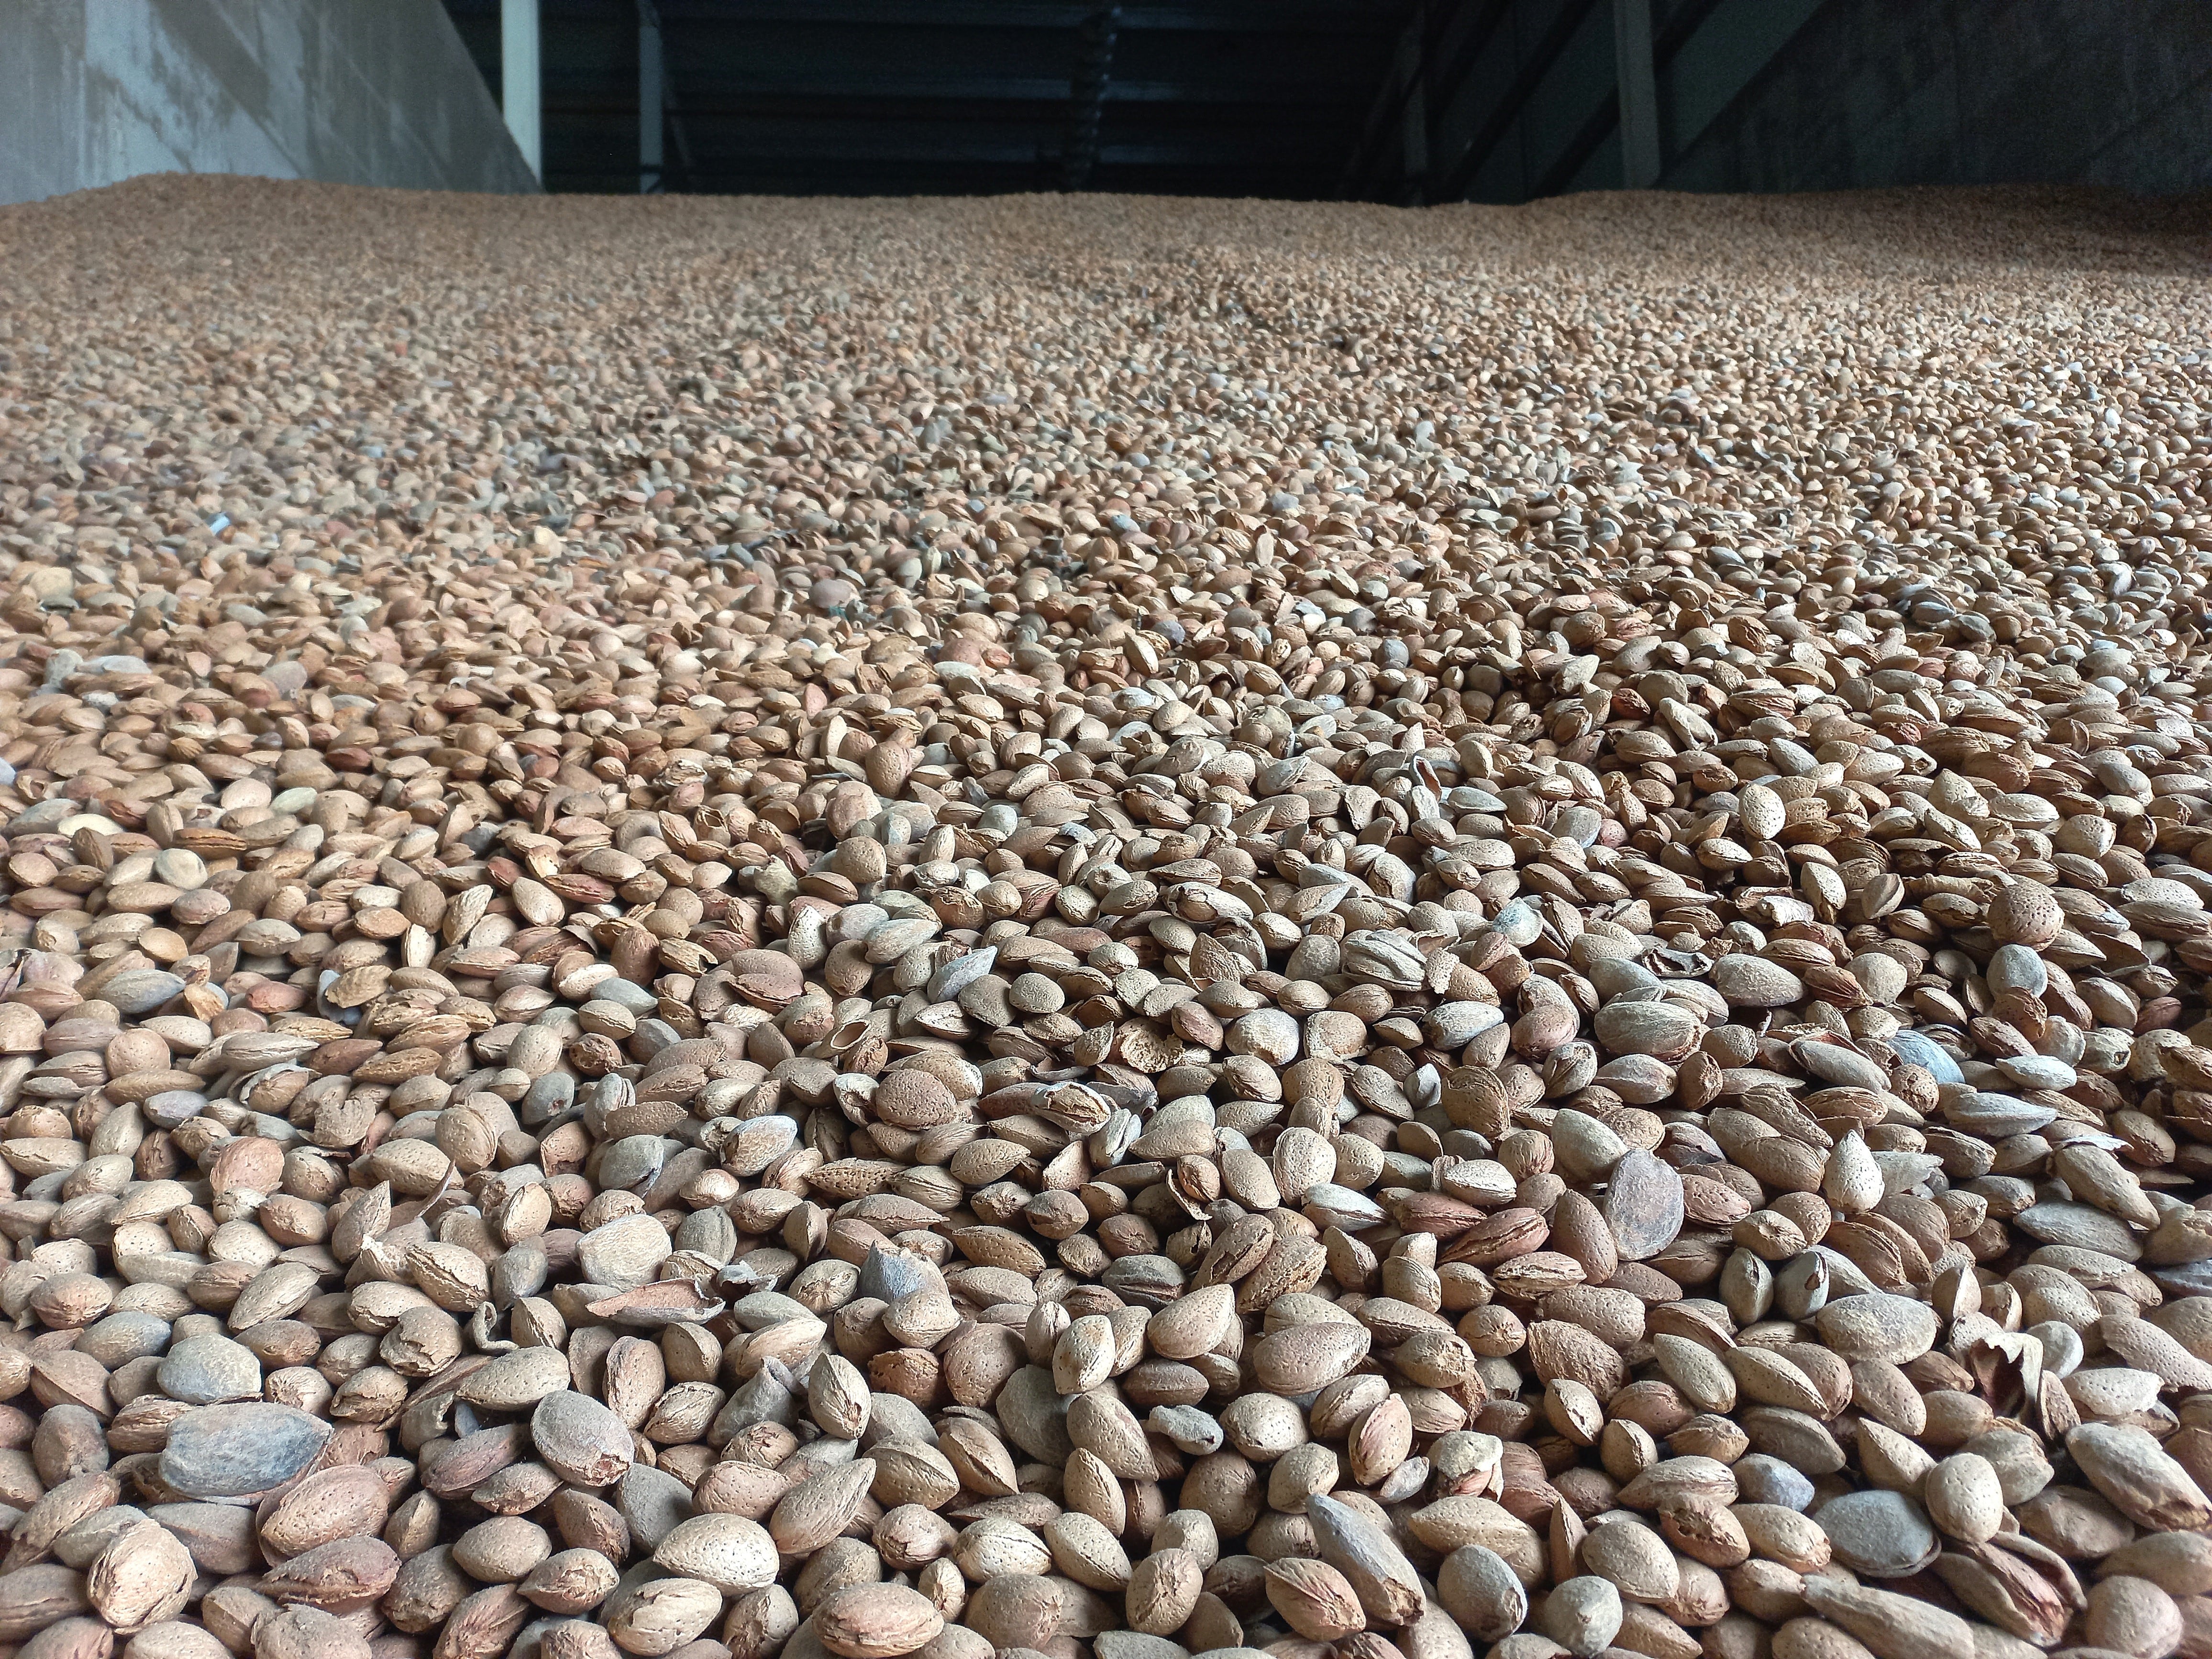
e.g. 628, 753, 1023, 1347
439, 0, 2212, 202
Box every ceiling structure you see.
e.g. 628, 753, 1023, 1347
440, 0, 1832, 202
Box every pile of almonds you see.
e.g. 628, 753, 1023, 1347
0, 175, 2210, 1659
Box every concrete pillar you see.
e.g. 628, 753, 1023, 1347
1614, 0, 1660, 188
502, 0, 542, 181
640, 0, 664, 192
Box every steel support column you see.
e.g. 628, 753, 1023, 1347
501, 0, 542, 180
1398, 3, 1428, 203
1433, 0, 1600, 200
1613, 0, 1660, 186
640, 0, 665, 191
1062, 6, 1120, 190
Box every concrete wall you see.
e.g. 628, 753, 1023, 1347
0, 0, 538, 207
1661, 0, 2212, 196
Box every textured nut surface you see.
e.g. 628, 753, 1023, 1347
0, 178, 2206, 1659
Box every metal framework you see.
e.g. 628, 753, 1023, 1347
1061, 6, 1121, 189
443, 0, 1830, 201
1433, 0, 1601, 200
1613, 0, 1659, 188
1341, 0, 1830, 204
498, 0, 541, 180
638, 0, 663, 191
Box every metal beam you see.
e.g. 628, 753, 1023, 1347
1512, 0, 1821, 197
663, 48, 697, 184
1347, 0, 1511, 199
500, 0, 542, 179
639, 0, 664, 192
1612, 0, 1659, 187
1527, 0, 1723, 193
1340, 8, 1420, 198
1655, 0, 1827, 172
1062, 6, 1120, 189
650, 159, 1327, 176
1531, 81, 1622, 198
645, 172, 1330, 188
635, 169, 1337, 197
1342, 0, 1449, 199
602, 132, 1336, 166
1433, 0, 1600, 200
664, 76, 1351, 105
1398, 4, 1428, 202
641, 1, 1392, 29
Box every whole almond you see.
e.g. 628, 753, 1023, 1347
816, 1582, 946, 1659
452, 1517, 553, 1584
1053, 1316, 1116, 1395
1126, 1548, 1202, 1637
1924, 1453, 2005, 1543
1581, 1517, 1680, 1604
437, 1584, 535, 1659
771, 1460, 879, 1554
458, 1346, 575, 1414
937, 1420, 1020, 1498
2069, 1424, 2212, 1531
261, 1465, 392, 1558
871, 1439, 961, 1509
807, 1353, 872, 1439
531, 1391, 633, 1488
1309, 1492, 1426, 1626
1146, 1284, 1235, 1360
385, 1547, 471, 1633
1252, 1323, 1371, 1394
520, 1549, 621, 1615
1439, 1544, 1530, 1639
953, 1515, 1053, 1581
1989, 884, 2064, 947
1238, 1234, 1328, 1313
1539, 1576, 1625, 1657
1653, 1335, 1737, 1414
1802, 1573, 1976, 1659
1067, 1389, 1159, 1479
86, 1519, 193, 1633
1410, 1496, 1544, 1582
5, 1474, 122, 1574
255, 1536, 402, 1610
1266, 1557, 1366, 1640
16, 1618, 115, 1659
1044, 1512, 1133, 1590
